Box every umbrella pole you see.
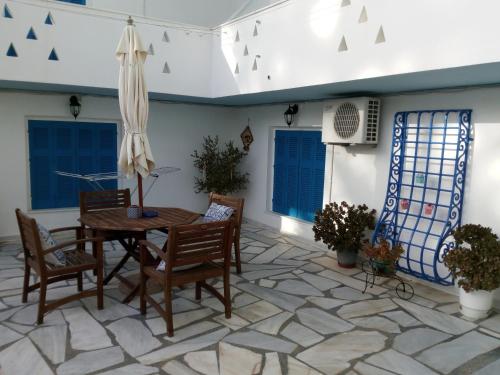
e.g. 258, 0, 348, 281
138, 173, 144, 208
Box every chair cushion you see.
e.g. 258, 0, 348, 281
205, 203, 234, 221
37, 224, 66, 266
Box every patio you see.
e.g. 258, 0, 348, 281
0, 222, 498, 375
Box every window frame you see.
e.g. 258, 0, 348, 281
25, 116, 122, 213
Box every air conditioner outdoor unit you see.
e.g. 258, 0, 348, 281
322, 97, 380, 145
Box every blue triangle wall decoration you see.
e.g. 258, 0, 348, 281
48, 48, 59, 61
27, 27, 37, 40
45, 12, 54, 25
3, 5, 13, 18
6, 43, 17, 57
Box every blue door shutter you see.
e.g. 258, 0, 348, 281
272, 130, 326, 222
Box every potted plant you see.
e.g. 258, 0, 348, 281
313, 201, 376, 268
443, 224, 500, 319
363, 239, 404, 274
192, 136, 249, 195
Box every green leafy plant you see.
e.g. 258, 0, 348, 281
313, 201, 376, 254
443, 224, 500, 292
364, 239, 404, 272
192, 136, 249, 195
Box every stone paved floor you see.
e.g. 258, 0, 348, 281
0, 222, 499, 374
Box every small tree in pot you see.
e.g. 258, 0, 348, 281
313, 201, 376, 268
443, 224, 500, 319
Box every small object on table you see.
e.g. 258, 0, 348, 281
127, 205, 142, 219
362, 260, 414, 300
142, 210, 158, 218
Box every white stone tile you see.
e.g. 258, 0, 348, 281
436, 303, 460, 314
279, 247, 311, 260
242, 268, 295, 281
0, 306, 22, 322
319, 269, 386, 295
392, 327, 451, 355
237, 283, 306, 312
107, 317, 161, 357
366, 349, 437, 375
297, 307, 354, 334
57, 347, 125, 375
243, 246, 267, 254
138, 328, 230, 365
281, 321, 324, 347
337, 299, 398, 319
62, 306, 112, 351
0, 337, 53, 375
213, 313, 250, 330
259, 279, 276, 288
331, 286, 373, 301
146, 308, 213, 335
0, 277, 23, 291
164, 321, 221, 343
297, 330, 387, 374
306, 296, 349, 310
312, 257, 359, 275
479, 327, 500, 339
350, 316, 401, 333
162, 360, 199, 375
381, 310, 420, 327
29, 325, 67, 364
233, 293, 260, 308
249, 244, 293, 264
249, 311, 293, 335
354, 362, 396, 375
219, 342, 262, 375
269, 273, 298, 280
287, 356, 323, 375
300, 263, 325, 273
297, 273, 340, 291
2, 321, 34, 334
275, 280, 323, 297
201, 297, 226, 312
474, 358, 500, 375
394, 299, 477, 335
417, 331, 500, 374
235, 300, 282, 322
386, 280, 456, 304
99, 364, 159, 375
0, 324, 23, 347
224, 330, 297, 353
272, 259, 307, 267
82, 296, 139, 322
479, 314, 500, 334
184, 351, 218, 375
11, 303, 65, 326
262, 352, 281, 375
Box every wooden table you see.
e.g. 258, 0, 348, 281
80, 207, 199, 302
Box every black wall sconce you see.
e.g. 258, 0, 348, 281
69, 95, 81, 120
284, 104, 299, 127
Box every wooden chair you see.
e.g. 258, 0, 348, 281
139, 220, 234, 337
15, 209, 104, 324
80, 189, 136, 283
208, 192, 244, 274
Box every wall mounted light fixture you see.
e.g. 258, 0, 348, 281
69, 95, 81, 120
284, 104, 299, 127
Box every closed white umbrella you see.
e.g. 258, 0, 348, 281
116, 17, 155, 207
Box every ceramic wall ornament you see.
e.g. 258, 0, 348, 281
241, 121, 254, 152
400, 199, 410, 210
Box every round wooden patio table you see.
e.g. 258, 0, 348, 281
80, 207, 200, 302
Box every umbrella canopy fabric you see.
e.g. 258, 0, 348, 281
116, 23, 155, 179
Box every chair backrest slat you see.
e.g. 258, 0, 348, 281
166, 220, 233, 269
80, 189, 131, 214
208, 193, 244, 230
15, 209, 45, 263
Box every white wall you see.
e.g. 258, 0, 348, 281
0, 90, 238, 237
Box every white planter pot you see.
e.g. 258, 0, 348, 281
459, 288, 494, 320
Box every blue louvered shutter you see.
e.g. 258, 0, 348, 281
29, 122, 52, 209
97, 125, 118, 190
311, 132, 326, 220
285, 132, 300, 218
298, 132, 314, 221
53, 124, 77, 208
272, 130, 287, 214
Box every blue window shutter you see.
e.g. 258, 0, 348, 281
272, 131, 287, 214
285, 132, 300, 217
29, 122, 52, 209
54, 124, 76, 208
97, 125, 117, 190
298, 133, 314, 221
311, 132, 326, 220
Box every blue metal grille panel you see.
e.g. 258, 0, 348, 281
373, 110, 473, 285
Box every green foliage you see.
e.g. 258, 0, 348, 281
443, 224, 500, 292
192, 135, 249, 195
312, 201, 376, 254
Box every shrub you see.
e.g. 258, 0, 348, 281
313, 201, 376, 254
443, 224, 500, 292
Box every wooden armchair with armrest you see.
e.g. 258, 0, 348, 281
139, 220, 234, 337
15, 209, 104, 324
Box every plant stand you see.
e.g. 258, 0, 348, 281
362, 260, 414, 300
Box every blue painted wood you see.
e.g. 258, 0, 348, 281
29, 120, 117, 210
373, 110, 473, 285
272, 130, 325, 222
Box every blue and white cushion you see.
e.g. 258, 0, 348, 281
37, 224, 66, 266
205, 203, 234, 221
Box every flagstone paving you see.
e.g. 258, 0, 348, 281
0, 223, 499, 374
